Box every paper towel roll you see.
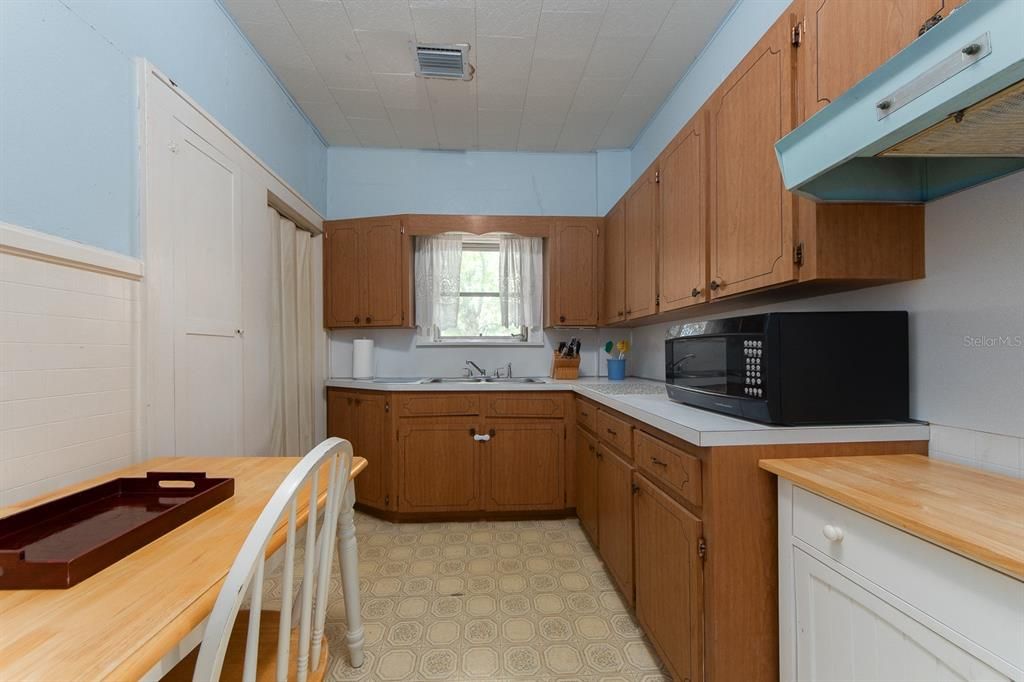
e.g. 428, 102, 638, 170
352, 339, 375, 379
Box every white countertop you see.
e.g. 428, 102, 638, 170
326, 377, 930, 448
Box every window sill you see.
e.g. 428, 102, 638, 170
415, 338, 546, 348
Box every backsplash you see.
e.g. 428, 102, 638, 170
0, 228, 141, 505
929, 424, 1023, 479
329, 328, 616, 379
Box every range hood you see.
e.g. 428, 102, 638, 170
775, 0, 1024, 203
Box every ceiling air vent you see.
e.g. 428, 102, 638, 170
413, 43, 473, 81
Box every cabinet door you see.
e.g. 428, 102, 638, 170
597, 445, 635, 606
550, 220, 599, 326
792, 549, 1010, 681
624, 168, 658, 320
602, 200, 626, 324
361, 218, 406, 326
323, 222, 363, 327
483, 421, 564, 511
398, 419, 481, 512
634, 473, 703, 682
353, 393, 390, 509
659, 113, 708, 312
708, 12, 797, 299
803, 0, 949, 119
575, 426, 599, 545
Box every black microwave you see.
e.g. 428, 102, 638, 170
664, 312, 910, 425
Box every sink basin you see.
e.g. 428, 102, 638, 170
419, 377, 547, 384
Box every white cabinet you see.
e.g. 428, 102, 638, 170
777, 480, 1024, 682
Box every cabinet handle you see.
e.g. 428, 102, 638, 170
384, 402, 390, 413
631, 482, 640, 495
580, 410, 589, 417
596, 450, 604, 459
650, 457, 668, 467
822, 524, 845, 543
709, 280, 721, 291
606, 428, 617, 436
691, 287, 702, 298
473, 433, 491, 442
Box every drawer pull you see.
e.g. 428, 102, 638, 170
580, 410, 589, 417
822, 524, 845, 543
650, 457, 668, 467
606, 428, 617, 436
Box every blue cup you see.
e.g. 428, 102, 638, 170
607, 358, 626, 380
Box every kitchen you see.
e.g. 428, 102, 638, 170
1, 1, 1022, 681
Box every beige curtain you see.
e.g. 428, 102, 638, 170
269, 207, 314, 456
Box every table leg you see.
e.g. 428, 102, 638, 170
336, 480, 365, 668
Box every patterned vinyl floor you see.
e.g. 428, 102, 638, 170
264, 512, 670, 681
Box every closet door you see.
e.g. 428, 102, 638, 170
169, 120, 244, 456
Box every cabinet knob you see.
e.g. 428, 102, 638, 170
365, 316, 372, 323
617, 310, 623, 317
709, 280, 721, 291
631, 482, 640, 495
822, 524, 845, 543
691, 287, 702, 298
625, 309, 631, 315
559, 315, 566, 323
353, 316, 360, 323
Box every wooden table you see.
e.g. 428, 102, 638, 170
0, 455, 367, 681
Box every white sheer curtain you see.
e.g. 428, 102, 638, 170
414, 233, 463, 333
499, 235, 543, 331
269, 206, 314, 456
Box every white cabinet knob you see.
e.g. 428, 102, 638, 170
473, 434, 490, 442
822, 524, 845, 543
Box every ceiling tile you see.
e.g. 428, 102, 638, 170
297, 99, 359, 144
533, 10, 603, 62
343, 0, 414, 33
542, 0, 608, 12
347, 117, 400, 147
410, 1, 476, 44
221, 0, 285, 26
388, 108, 440, 149
525, 94, 573, 117
355, 29, 417, 75
526, 61, 585, 98
235, 18, 313, 71
330, 88, 389, 119
426, 77, 477, 113
598, 0, 673, 38
570, 77, 628, 113
475, 35, 535, 81
647, 0, 732, 61
583, 37, 650, 79
276, 66, 333, 104
556, 110, 612, 151
434, 110, 478, 149
324, 128, 363, 146
374, 74, 431, 110
478, 109, 523, 149
595, 121, 638, 148
623, 57, 682, 97
477, 77, 528, 111
475, 0, 543, 37
517, 110, 565, 151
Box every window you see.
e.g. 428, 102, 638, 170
414, 234, 543, 345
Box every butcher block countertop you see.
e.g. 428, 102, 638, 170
760, 454, 1024, 581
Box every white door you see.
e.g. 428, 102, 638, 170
167, 122, 244, 455
793, 549, 1012, 681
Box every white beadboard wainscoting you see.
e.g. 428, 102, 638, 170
0, 224, 142, 505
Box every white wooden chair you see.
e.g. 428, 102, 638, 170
167, 438, 354, 682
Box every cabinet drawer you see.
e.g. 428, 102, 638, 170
485, 394, 565, 418
790, 486, 1024, 672
598, 410, 632, 457
396, 393, 480, 417
634, 431, 701, 507
575, 400, 597, 433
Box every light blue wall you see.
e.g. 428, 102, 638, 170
629, 0, 789, 182
0, 0, 326, 256
596, 150, 631, 215
327, 147, 602, 218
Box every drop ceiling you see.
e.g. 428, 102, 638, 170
221, 0, 734, 151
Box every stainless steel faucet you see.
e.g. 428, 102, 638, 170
466, 360, 487, 376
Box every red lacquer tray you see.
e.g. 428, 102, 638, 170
0, 472, 234, 589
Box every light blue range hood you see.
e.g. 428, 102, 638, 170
775, 0, 1024, 203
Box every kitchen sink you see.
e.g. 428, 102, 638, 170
419, 377, 547, 384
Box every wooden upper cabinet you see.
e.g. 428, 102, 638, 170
548, 219, 599, 327
801, 0, 950, 120
708, 10, 798, 300
323, 216, 411, 328
602, 200, 627, 324
624, 167, 658, 320
323, 223, 363, 327
634, 472, 703, 682
658, 111, 708, 313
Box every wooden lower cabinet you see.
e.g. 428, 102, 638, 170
634, 472, 704, 682
483, 420, 564, 511
327, 388, 392, 511
597, 444, 635, 606
397, 418, 480, 513
575, 426, 599, 544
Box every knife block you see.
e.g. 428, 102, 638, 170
551, 353, 581, 380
